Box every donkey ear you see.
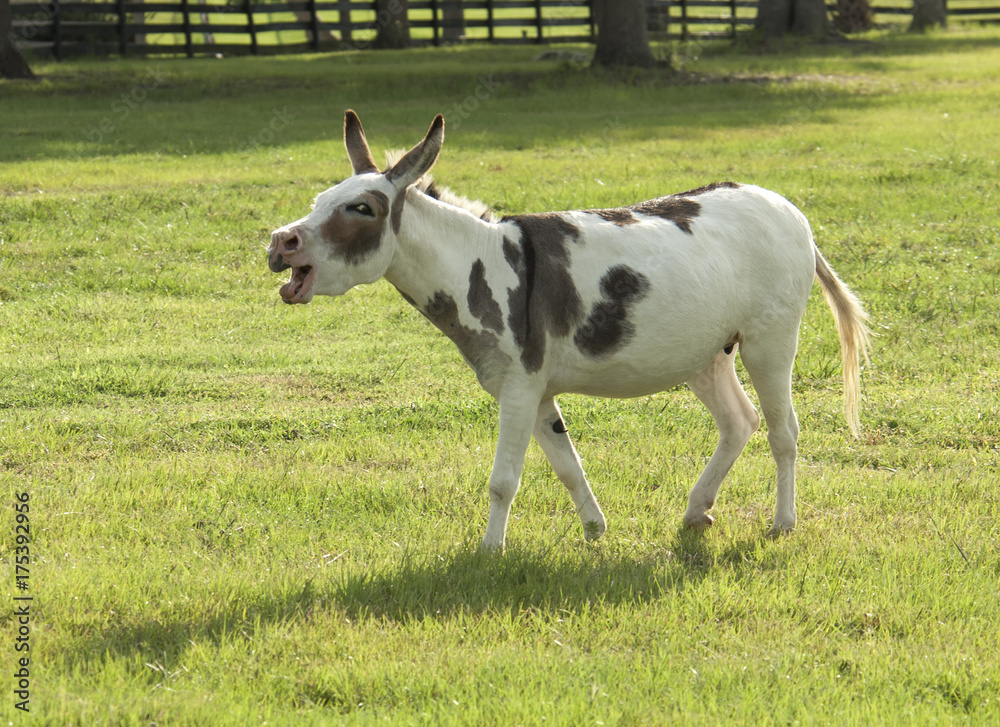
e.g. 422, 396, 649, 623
385, 114, 444, 189
344, 109, 380, 175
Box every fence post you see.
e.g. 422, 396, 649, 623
51, 0, 62, 61
430, 0, 439, 46
181, 0, 193, 57
587, 0, 595, 41
245, 0, 257, 54
533, 0, 542, 42
116, 0, 127, 56
486, 0, 494, 42
730, 0, 737, 37
308, 0, 320, 50
337, 0, 352, 46
680, 0, 688, 41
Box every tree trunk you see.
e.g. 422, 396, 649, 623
792, 0, 832, 35
910, 0, 946, 30
834, 0, 873, 33
373, 0, 409, 49
756, 0, 834, 38
0, 0, 35, 79
756, 0, 794, 37
442, 0, 463, 42
591, 0, 657, 69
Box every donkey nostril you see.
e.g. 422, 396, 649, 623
268, 251, 291, 273
283, 232, 301, 252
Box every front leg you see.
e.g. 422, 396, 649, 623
533, 398, 606, 541
481, 392, 542, 551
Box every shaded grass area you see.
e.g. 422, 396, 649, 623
2, 27, 1000, 725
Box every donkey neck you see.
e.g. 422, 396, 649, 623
383, 189, 503, 308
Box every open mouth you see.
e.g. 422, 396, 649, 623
279, 265, 316, 304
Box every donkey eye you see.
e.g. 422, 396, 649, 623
347, 202, 374, 217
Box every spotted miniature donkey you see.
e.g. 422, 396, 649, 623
267, 110, 870, 550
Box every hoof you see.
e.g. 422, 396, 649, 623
583, 519, 606, 541
684, 512, 715, 531
479, 535, 505, 553
766, 523, 795, 539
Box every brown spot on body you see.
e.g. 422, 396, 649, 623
320, 190, 390, 264
501, 214, 585, 373
584, 208, 638, 226
630, 197, 701, 234
502, 236, 521, 269
587, 182, 740, 235
677, 181, 741, 197
418, 291, 512, 383
467, 259, 504, 334
574, 265, 651, 358
509, 213, 582, 247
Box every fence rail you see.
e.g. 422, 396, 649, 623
10, 0, 1000, 60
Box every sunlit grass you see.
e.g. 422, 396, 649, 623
1, 27, 1000, 725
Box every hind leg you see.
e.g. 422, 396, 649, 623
738, 334, 801, 536
683, 347, 761, 529
533, 398, 607, 541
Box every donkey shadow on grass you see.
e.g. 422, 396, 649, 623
84, 528, 791, 665
331, 528, 792, 623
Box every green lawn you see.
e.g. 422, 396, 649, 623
2, 28, 999, 725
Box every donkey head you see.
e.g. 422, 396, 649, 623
267, 110, 444, 304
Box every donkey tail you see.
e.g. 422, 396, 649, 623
814, 247, 871, 437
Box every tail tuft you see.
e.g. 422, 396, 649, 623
814, 249, 871, 437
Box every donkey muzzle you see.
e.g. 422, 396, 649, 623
268, 251, 292, 273
269, 228, 302, 273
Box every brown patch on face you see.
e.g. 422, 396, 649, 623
419, 291, 512, 383
467, 259, 505, 334
501, 213, 584, 373
629, 197, 701, 234
584, 208, 638, 226
319, 190, 389, 264
390, 192, 406, 235
367, 190, 390, 213
574, 265, 651, 358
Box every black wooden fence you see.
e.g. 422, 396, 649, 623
9, 0, 1000, 60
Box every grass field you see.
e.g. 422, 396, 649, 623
2, 27, 1000, 725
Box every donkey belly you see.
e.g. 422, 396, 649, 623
546, 312, 731, 399
553, 360, 709, 399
